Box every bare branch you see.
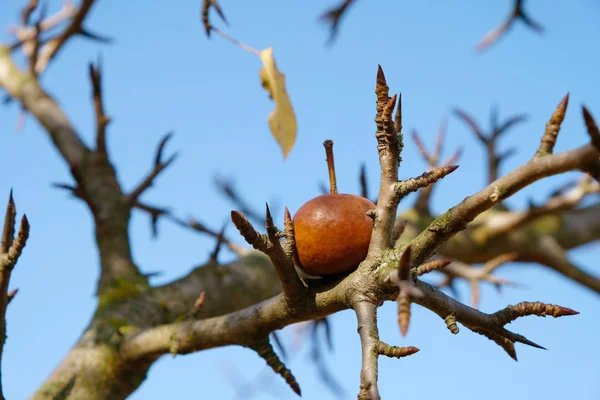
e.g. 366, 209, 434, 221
354, 299, 380, 400
365, 66, 403, 259
475, 0, 544, 52
394, 165, 459, 201
320, 0, 357, 43
406, 123, 600, 271
251, 340, 301, 396
583, 106, 600, 151
412, 124, 463, 211
89, 57, 111, 154
0, 191, 30, 400
34, 0, 112, 74
410, 281, 577, 359
8, 2, 76, 53
453, 107, 527, 183
125, 132, 178, 205
214, 177, 264, 225
231, 208, 304, 299
479, 176, 599, 240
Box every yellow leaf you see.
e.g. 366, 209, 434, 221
259, 47, 297, 160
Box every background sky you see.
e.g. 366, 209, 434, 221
1, 1, 599, 399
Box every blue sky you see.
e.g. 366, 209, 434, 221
1, 1, 599, 399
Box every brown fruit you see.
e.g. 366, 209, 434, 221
293, 193, 376, 276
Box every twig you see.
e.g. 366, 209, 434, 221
479, 176, 599, 240
475, 0, 544, 53
435, 254, 519, 308
411, 124, 463, 212
214, 177, 264, 225
319, 0, 357, 43
201, 0, 228, 37
453, 107, 527, 183
125, 132, 178, 205
231, 207, 304, 299
251, 340, 301, 396
394, 165, 459, 201
412, 281, 577, 360
406, 97, 600, 271
354, 299, 380, 400
33, 0, 113, 74
0, 191, 30, 400
89, 56, 111, 154
365, 65, 402, 259
9, 2, 76, 53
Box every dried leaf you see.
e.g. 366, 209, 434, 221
259, 48, 297, 160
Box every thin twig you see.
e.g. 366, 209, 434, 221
125, 132, 178, 205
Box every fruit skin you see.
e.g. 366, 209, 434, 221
293, 194, 376, 276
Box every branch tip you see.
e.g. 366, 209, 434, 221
582, 106, 600, 151
375, 342, 419, 358
536, 94, 570, 157
253, 341, 301, 396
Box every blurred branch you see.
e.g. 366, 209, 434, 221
475, 0, 543, 52
453, 106, 528, 184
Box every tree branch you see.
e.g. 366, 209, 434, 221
354, 299, 380, 400
0, 44, 145, 295
0, 192, 30, 400
405, 142, 600, 270
125, 132, 178, 206
230, 207, 305, 299
475, 0, 543, 53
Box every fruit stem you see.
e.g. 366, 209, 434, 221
323, 140, 338, 194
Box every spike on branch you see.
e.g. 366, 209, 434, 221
231, 208, 304, 299
374, 342, 420, 358
252, 340, 301, 396
1, 191, 16, 254
230, 211, 269, 251
492, 301, 579, 326
415, 258, 453, 276
89, 55, 112, 155
468, 326, 518, 361
582, 106, 600, 151
536, 93, 570, 157
395, 165, 459, 201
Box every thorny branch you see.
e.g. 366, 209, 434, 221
10, 0, 112, 74
475, 0, 543, 52
412, 121, 463, 212
0, 192, 30, 399
1, 0, 598, 394
453, 106, 528, 184
230, 206, 305, 299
